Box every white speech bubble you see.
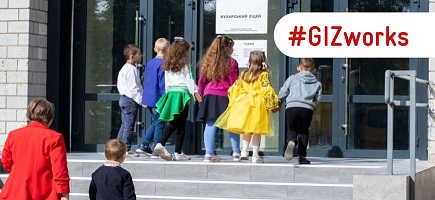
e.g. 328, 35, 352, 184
274, 13, 435, 58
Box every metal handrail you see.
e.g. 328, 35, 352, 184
384, 70, 429, 200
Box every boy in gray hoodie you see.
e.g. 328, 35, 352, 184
278, 58, 322, 164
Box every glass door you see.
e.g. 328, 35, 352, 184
140, 0, 199, 154
338, 0, 427, 158
291, 0, 336, 157
72, 0, 196, 152
198, 0, 285, 155
72, 0, 141, 151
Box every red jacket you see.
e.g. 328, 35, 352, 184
1, 121, 70, 200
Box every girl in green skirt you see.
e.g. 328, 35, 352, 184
153, 37, 201, 161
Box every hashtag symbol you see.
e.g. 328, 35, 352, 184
288, 26, 306, 46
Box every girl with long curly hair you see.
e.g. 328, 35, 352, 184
154, 37, 200, 161
196, 35, 241, 162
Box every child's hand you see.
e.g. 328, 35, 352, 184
272, 107, 280, 113
141, 104, 147, 108
194, 92, 202, 103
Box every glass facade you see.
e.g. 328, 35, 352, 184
201, 0, 283, 153
83, 0, 139, 144
346, 0, 411, 150
71, 0, 425, 157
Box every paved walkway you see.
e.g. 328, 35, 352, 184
67, 152, 435, 175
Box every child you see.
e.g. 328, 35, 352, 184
278, 58, 322, 164
196, 35, 241, 162
1, 99, 70, 200
117, 44, 144, 156
215, 51, 280, 163
89, 139, 136, 199
153, 37, 201, 161
135, 38, 170, 159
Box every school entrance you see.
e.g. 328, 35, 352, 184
70, 0, 428, 159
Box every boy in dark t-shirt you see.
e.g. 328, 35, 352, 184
89, 139, 136, 200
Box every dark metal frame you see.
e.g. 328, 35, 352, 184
61, 0, 429, 159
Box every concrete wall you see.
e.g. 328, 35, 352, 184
354, 165, 435, 200
0, 0, 48, 147
353, 175, 409, 200
415, 166, 435, 200
429, 0, 435, 162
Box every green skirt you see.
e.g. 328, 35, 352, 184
156, 86, 192, 121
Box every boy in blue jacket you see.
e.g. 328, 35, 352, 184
135, 38, 170, 158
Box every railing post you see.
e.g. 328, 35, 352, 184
385, 70, 427, 200
409, 72, 416, 200
385, 70, 394, 175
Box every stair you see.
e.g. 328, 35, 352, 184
2, 153, 433, 199
68, 154, 385, 200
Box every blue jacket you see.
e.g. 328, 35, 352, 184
142, 57, 165, 107
278, 71, 322, 110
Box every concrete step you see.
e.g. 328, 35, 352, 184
64, 155, 382, 199
4, 153, 433, 199
69, 177, 353, 200
67, 158, 384, 184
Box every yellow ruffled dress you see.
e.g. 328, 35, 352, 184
215, 71, 279, 136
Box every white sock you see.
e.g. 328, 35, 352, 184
242, 133, 252, 152
252, 134, 261, 157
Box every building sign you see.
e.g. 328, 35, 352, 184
232, 40, 267, 68
216, 0, 268, 34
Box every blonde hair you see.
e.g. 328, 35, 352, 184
104, 139, 127, 161
154, 38, 170, 53
26, 99, 55, 123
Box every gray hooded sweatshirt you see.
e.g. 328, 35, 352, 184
278, 71, 322, 110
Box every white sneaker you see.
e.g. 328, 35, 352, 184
180, 152, 191, 160
174, 152, 190, 161
232, 153, 241, 162
203, 154, 220, 162
240, 150, 249, 160
126, 150, 140, 157
284, 141, 295, 161
252, 156, 264, 163
154, 143, 172, 161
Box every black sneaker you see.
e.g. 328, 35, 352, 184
298, 156, 311, 164
135, 144, 152, 156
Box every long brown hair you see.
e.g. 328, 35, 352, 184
242, 51, 269, 83
162, 37, 192, 72
198, 35, 234, 83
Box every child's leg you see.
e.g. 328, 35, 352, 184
117, 96, 138, 151
153, 109, 165, 148
142, 107, 156, 146
174, 105, 189, 154
241, 133, 252, 159
285, 108, 299, 143
159, 120, 176, 146
154, 117, 176, 161
251, 133, 264, 163
229, 132, 241, 154
230, 132, 241, 161
203, 119, 217, 155
297, 108, 314, 158
252, 134, 261, 157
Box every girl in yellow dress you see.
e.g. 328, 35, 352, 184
215, 51, 279, 163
